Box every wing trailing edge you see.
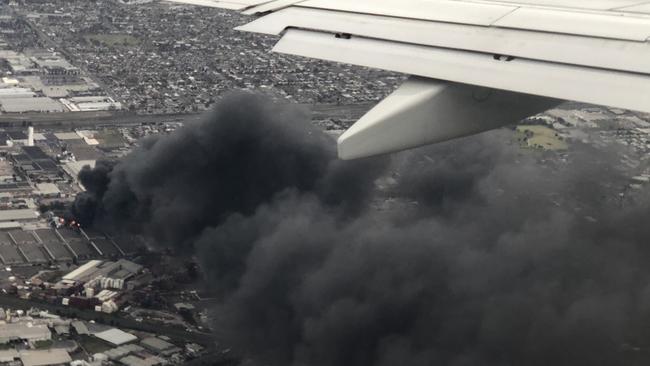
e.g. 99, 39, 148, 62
273, 29, 650, 115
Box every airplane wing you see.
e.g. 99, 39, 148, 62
165, 0, 650, 159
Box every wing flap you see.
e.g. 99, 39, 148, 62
237, 7, 650, 74
297, 0, 518, 26
494, 7, 650, 41
273, 29, 650, 113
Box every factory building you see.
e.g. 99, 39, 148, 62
119, 354, 166, 366
60, 96, 122, 112
32, 55, 80, 76
0, 50, 39, 75
63, 259, 142, 285
0, 323, 51, 344
62, 260, 102, 282
5, 130, 29, 146
12, 145, 63, 182
0, 127, 35, 147
59, 259, 143, 313
0, 97, 66, 113
0, 208, 39, 223
0, 87, 36, 98
18, 349, 72, 366
30, 52, 81, 86
94, 328, 138, 347
34, 182, 61, 198
140, 337, 179, 356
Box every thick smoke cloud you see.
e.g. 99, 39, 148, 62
73, 93, 386, 247
74, 93, 650, 366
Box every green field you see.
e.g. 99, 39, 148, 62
34, 339, 54, 349
516, 125, 568, 151
96, 129, 126, 148
84, 34, 139, 47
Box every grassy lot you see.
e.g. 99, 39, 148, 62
34, 339, 54, 349
84, 34, 139, 47
96, 129, 126, 148
516, 125, 568, 151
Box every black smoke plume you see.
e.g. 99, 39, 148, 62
74, 93, 650, 366
72, 93, 386, 247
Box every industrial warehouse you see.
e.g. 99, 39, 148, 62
0, 45, 120, 115
56, 259, 143, 314
0, 307, 203, 365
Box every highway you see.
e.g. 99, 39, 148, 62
0, 102, 373, 129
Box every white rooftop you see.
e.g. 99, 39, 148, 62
0, 88, 33, 98
62, 260, 103, 281
94, 328, 138, 346
54, 132, 82, 140
32, 133, 46, 141
20, 349, 72, 366
63, 160, 96, 183
0, 97, 65, 113
0, 222, 21, 230
1, 77, 19, 85
0, 323, 50, 342
35, 182, 60, 195
0, 209, 39, 222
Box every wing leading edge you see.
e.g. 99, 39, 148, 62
163, 0, 650, 159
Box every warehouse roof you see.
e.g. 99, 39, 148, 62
0, 97, 65, 113
119, 355, 165, 366
20, 349, 71, 366
140, 337, 174, 353
71, 320, 89, 335
94, 328, 138, 346
35, 183, 60, 196
54, 132, 82, 140
0, 349, 18, 363
103, 344, 144, 360
62, 260, 103, 281
0, 209, 39, 222
63, 160, 95, 181
32, 57, 78, 71
0, 88, 35, 98
0, 222, 22, 230
7, 131, 27, 140
0, 323, 50, 342
115, 259, 143, 274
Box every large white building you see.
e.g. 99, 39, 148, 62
19, 349, 72, 366
0, 323, 51, 344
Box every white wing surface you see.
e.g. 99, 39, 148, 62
164, 0, 650, 158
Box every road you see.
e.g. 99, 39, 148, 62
0, 102, 373, 129
0, 110, 200, 128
